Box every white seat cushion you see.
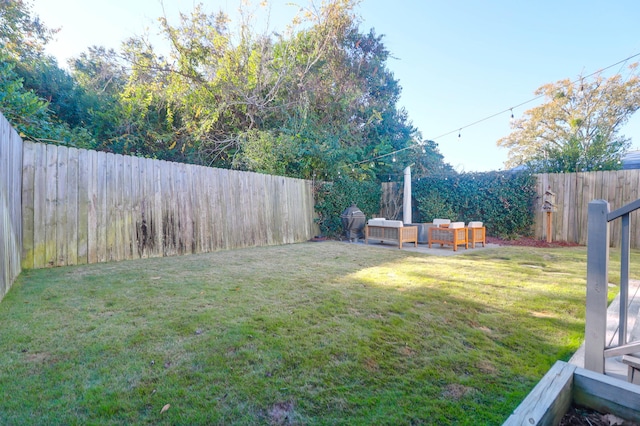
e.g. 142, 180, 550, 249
433, 218, 451, 226
383, 220, 404, 228
368, 219, 386, 226
449, 222, 465, 229
468, 221, 483, 228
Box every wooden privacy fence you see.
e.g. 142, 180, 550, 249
0, 113, 23, 302
20, 141, 318, 269
534, 170, 640, 248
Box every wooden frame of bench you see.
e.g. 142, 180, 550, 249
365, 225, 418, 249
428, 226, 468, 251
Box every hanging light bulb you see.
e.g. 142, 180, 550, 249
370, 162, 375, 168
422, 147, 426, 154
458, 129, 461, 139
392, 155, 397, 162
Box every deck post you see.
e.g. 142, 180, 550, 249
585, 200, 610, 373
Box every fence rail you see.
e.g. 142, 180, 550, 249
0, 113, 23, 301
534, 171, 640, 248
20, 141, 318, 269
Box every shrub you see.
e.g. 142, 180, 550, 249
314, 176, 381, 237
413, 171, 536, 238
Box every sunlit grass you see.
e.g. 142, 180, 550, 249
0, 242, 636, 424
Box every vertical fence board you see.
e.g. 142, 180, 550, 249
33, 143, 46, 268
55, 146, 68, 267
66, 148, 79, 266
21, 141, 35, 269
152, 159, 163, 257
608, 171, 620, 247
575, 173, 586, 245
130, 156, 141, 259
44, 145, 57, 267
219, 169, 232, 249
0, 118, 7, 277
77, 149, 89, 265
87, 150, 98, 264
123, 155, 133, 260
115, 154, 125, 261
186, 164, 196, 253
96, 151, 108, 263
105, 153, 116, 261
0, 113, 23, 300
561, 173, 571, 242
209, 168, 221, 250
192, 165, 204, 253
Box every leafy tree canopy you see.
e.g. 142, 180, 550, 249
497, 64, 640, 173
0, 0, 449, 182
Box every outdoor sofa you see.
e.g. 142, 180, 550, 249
365, 218, 418, 249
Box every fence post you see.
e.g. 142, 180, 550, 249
584, 199, 610, 373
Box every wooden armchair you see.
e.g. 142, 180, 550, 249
467, 221, 486, 248
428, 222, 468, 251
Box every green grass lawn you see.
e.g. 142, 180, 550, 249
0, 242, 636, 425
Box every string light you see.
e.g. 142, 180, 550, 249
341, 51, 640, 173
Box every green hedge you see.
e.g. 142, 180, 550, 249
314, 177, 381, 237
413, 171, 537, 238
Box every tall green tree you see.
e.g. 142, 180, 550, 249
119, 0, 443, 179
1, 0, 448, 181
498, 64, 640, 172
0, 0, 95, 146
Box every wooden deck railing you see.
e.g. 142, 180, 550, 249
585, 198, 640, 373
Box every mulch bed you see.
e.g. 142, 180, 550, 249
486, 236, 581, 249
559, 405, 637, 425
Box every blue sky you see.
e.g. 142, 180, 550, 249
31, 0, 640, 172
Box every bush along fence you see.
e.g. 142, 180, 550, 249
382, 169, 640, 248
20, 141, 318, 269
397, 171, 537, 239
314, 177, 382, 237
0, 113, 23, 302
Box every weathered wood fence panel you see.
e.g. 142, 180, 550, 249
0, 112, 23, 302
534, 170, 640, 248
20, 141, 318, 269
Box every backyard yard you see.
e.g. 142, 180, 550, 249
0, 241, 637, 424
